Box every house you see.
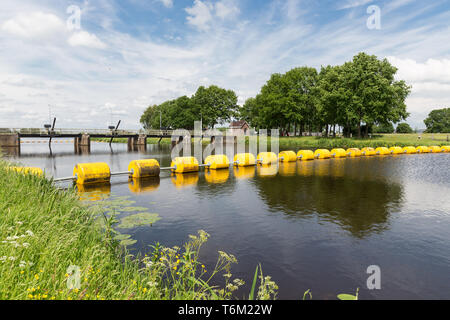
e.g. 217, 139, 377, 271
229, 120, 250, 135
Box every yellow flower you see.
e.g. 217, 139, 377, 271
143, 288, 147, 293
42, 294, 48, 299
28, 294, 33, 299
34, 274, 39, 280
20, 270, 24, 274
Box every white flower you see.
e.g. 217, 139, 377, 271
16, 221, 23, 225
23, 243, 30, 248
25, 230, 34, 237
8, 256, 16, 261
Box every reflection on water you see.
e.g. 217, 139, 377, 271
77, 183, 111, 202
3, 141, 450, 299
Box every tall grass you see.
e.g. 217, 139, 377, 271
0, 162, 276, 300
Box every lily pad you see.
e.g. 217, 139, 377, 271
119, 206, 149, 212
120, 238, 137, 246
117, 213, 161, 229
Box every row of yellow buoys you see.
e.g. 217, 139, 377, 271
9, 145, 450, 186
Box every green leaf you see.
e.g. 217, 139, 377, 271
117, 212, 161, 229
337, 294, 357, 300
249, 265, 259, 300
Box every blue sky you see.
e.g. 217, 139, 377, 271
0, 0, 449, 129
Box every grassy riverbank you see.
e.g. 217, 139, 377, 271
94, 133, 449, 150
0, 162, 275, 300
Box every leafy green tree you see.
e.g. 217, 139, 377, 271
373, 122, 395, 133
396, 122, 413, 133
424, 108, 450, 133
191, 85, 238, 128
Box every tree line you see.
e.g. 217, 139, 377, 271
141, 52, 417, 138
240, 52, 411, 138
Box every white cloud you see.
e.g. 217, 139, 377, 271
159, 0, 174, 8
1, 11, 65, 39
337, 0, 374, 10
215, 0, 240, 20
68, 31, 106, 49
185, 0, 213, 31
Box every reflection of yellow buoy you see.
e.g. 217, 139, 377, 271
73, 163, 110, 185
278, 162, 296, 176
314, 161, 330, 176
77, 183, 111, 201
257, 164, 278, 178
205, 169, 230, 184
361, 147, 376, 156
346, 148, 362, 157
375, 147, 390, 155
10, 166, 44, 176
297, 162, 314, 176
128, 159, 160, 178
233, 166, 255, 180
278, 151, 297, 162
389, 146, 403, 155
429, 146, 442, 153
314, 149, 331, 159
441, 146, 450, 152
297, 150, 314, 161
257, 152, 278, 165
402, 146, 416, 154
171, 157, 199, 173
171, 173, 199, 188
416, 146, 430, 153
128, 177, 160, 193
330, 148, 347, 158
233, 153, 256, 167
204, 155, 230, 170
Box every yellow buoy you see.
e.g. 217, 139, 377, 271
204, 155, 230, 170
128, 159, 160, 178
171, 157, 199, 173
233, 153, 256, 167
128, 177, 160, 194
330, 148, 347, 158
375, 147, 390, 155
233, 166, 255, 180
10, 166, 44, 176
278, 150, 297, 162
257, 152, 278, 165
389, 146, 403, 155
346, 148, 362, 157
402, 146, 416, 154
429, 146, 442, 153
416, 146, 430, 153
297, 150, 314, 161
314, 149, 331, 159
441, 146, 450, 152
73, 163, 111, 185
361, 147, 376, 156
205, 169, 230, 184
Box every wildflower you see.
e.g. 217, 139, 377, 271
23, 243, 30, 248
25, 230, 34, 237
8, 256, 16, 261
143, 288, 147, 293
34, 274, 39, 280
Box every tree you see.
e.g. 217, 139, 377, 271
396, 122, 413, 133
424, 108, 450, 133
373, 122, 395, 133
191, 85, 238, 128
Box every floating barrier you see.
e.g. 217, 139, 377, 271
403, 146, 416, 154
347, 148, 362, 157
361, 147, 376, 156
171, 157, 199, 174
376, 147, 390, 155
429, 146, 442, 153
297, 150, 315, 161
278, 150, 297, 162
416, 146, 430, 153
234, 153, 256, 167
314, 149, 331, 159
441, 146, 450, 152
389, 146, 403, 155
257, 152, 278, 165
204, 155, 230, 170
9, 166, 44, 176
128, 159, 160, 178
330, 148, 347, 158
73, 162, 111, 185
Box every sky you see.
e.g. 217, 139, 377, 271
0, 0, 449, 130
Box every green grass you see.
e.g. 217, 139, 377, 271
0, 161, 276, 300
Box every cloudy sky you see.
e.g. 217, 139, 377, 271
0, 0, 449, 129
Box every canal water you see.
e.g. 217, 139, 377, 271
3, 140, 450, 299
